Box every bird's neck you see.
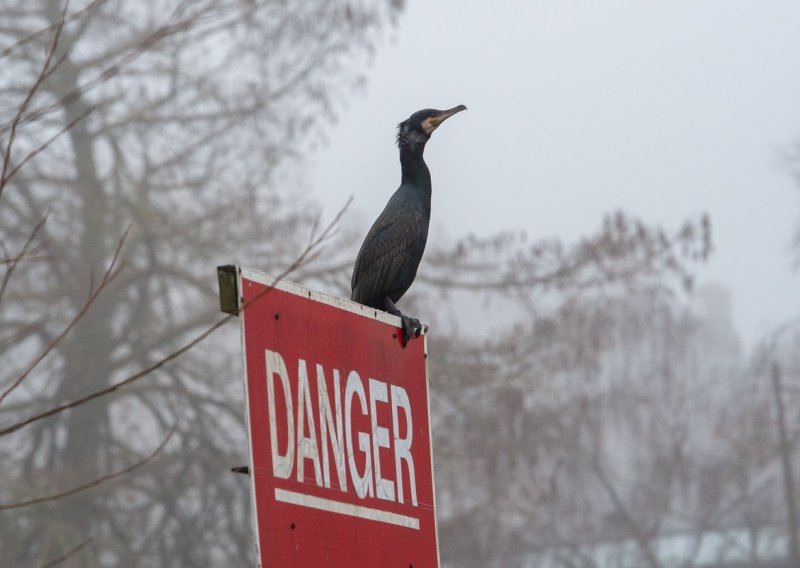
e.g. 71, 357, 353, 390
399, 147, 431, 191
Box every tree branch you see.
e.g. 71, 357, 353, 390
0, 214, 47, 307
38, 537, 93, 568
0, 0, 69, 200
0, 226, 128, 405
0, 0, 109, 60
0, 103, 97, 191
0, 430, 173, 511
588, 451, 662, 568
0, 199, 350, 436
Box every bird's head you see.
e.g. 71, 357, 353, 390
396, 105, 467, 153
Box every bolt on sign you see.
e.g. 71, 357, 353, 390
223, 266, 440, 567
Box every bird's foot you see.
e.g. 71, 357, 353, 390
400, 314, 422, 348
383, 297, 422, 347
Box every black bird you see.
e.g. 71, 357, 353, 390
351, 105, 467, 346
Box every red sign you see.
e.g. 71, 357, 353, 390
237, 267, 439, 567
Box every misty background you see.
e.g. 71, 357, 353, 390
1, 1, 799, 567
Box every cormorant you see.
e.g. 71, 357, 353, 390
351, 105, 467, 347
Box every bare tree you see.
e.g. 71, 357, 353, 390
422, 212, 715, 567
423, 188, 800, 568
0, 0, 401, 565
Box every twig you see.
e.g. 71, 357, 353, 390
0, 430, 173, 511
0, 104, 97, 191
588, 452, 661, 568
0, 227, 129, 406
0, 215, 48, 308
0, 1, 239, 135
0, 201, 350, 436
38, 538, 93, 568
0, 0, 70, 200
0, 0, 109, 60
0, 254, 48, 266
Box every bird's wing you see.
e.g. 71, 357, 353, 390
351, 204, 423, 306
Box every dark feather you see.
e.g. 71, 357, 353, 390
351, 196, 424, 307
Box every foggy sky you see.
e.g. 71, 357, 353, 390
308, 1, 800, 350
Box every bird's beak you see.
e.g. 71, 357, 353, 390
430, 105, 467, 129
423, 105, 467, 135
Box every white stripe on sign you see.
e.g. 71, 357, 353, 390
274, 488, 420, 530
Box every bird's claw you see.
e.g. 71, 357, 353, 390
400, 315, 422, 348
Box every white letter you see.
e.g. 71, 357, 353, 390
265, 350, 294, 479
318, 365, 346, 491
391, 385, 417, 506
296, 359, 322, 486
369, 378, 396, 502
345, 370, 373, 499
